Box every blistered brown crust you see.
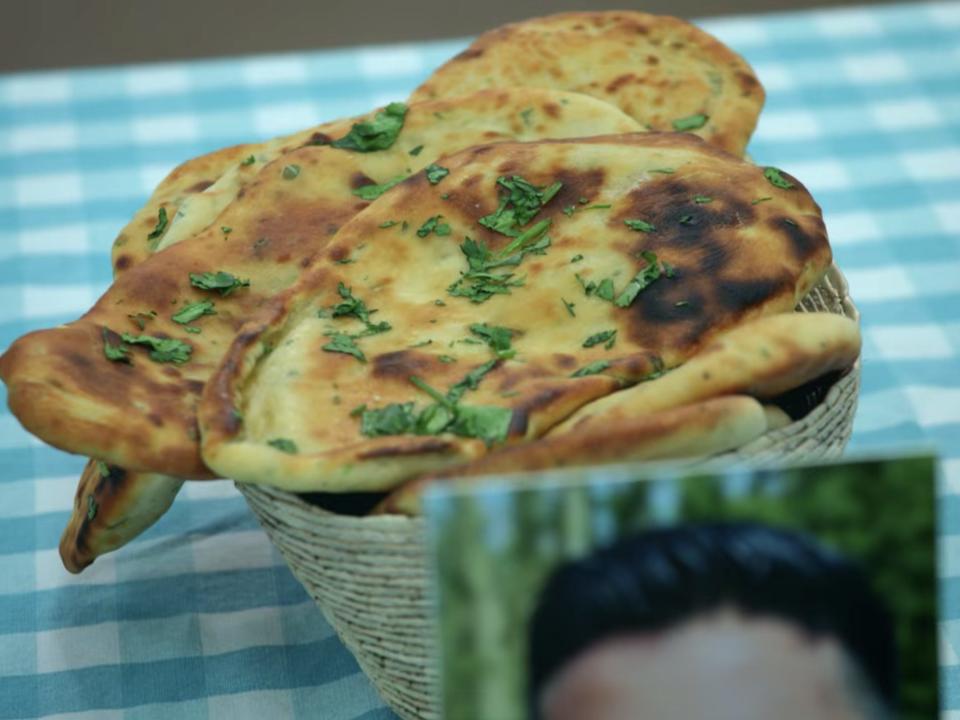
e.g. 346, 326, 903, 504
199, 132, 832, 492
377, 395, 769, 515
1, 91, 643, 478
412, 11, 765, 156
554, 312, 861, 436
59, 462, 183, 573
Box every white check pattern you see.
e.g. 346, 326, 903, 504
1, 2, 959, 717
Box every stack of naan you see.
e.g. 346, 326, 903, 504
0, 12, 859, 572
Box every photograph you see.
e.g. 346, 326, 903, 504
426, 454, 938, 720
1, 1, 957, 718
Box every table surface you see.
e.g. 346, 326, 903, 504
1, 2, 959, 718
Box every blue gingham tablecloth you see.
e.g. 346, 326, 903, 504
1, 2, 959, 717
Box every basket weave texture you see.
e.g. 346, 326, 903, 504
236, 264, 860, 720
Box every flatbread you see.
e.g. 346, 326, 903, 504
411, 11, 764, 156
199, 132, 831, 492
553, 312, 861, 436
378, 395, 770, 515
59, 462, 183, 572
0, 89, 642, 478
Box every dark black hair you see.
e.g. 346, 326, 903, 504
528, 521, 897, 715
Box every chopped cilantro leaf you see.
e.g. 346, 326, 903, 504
675, 300, 690, 307
672, 113, 709, 131
353, 175, 407, 200
679, 214, 696, 226
379, 220, 399, 228
649, 168, 675, 174
615, 251, 663, 308
520, 107, 534, 126
241, 155, 256, 166
596, 278, 615, 302
172, 300, 216, 325
87, 494, 98, 521
447, 359, 498, 403
447, 237, 525, 303
752, 196, 773, 205
360, 402, 417, 436
103, 328, 130, 363
625, 218, 656, 233
350, 404, 367, 417
583, 329, 617, 349
562, 298, 576, 317
119, 333, 192, 364
221, 225, 232, 234
322, 333, 365, 362
281, 164, 301, 180
563, 205, 576, 217
585, 203, 612, 210
479, 175, 563, 237
763, 167, 795, 190
571, 360, 611, 378
147, 207, 169, 244
469, 323, 516, 359
694, 195, 713, 204
425, 164, 449, 184
96, 460, 110, 478
409, 144, 424, 156
330, 102, 407, 152
434, 299, 446, 307
267, 438, 298, 454
570, 254, 584, 263
189, 271, 250, 297
417, 215, 452, 238
438, 354, 457, 363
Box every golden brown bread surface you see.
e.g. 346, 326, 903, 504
377, 395, 770, 515
411, 11, 764, 156
198, 133, 831, 493
0, 90, 643, 478
553, 312, 861, 436
59, 462, 183, 573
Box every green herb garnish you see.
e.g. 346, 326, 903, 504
570, 254, 584, 263
763, 167, 795, 190
583, 329, 617, 349
562, 298, 576, 317
417, 215, 452, 238
281, 164, 301, 180
330, 102, 407, 152
520, 107, 534, 126
147, 207, 168, 244
189, 271, 250, 297
571, 360, 611, 378
267, 438, 298, 454
87, 494, 98, 521
172, 300, 216, 325
438, 354, 457, 364
625, 218, 656, 233
409, 145, 424, 156
241, 155, 256, 166
479, 175, 562, 237
649, 168, 675, 175
103, 328, 130, 363
96, 460, 110, 478
379, 220, 399, 228
469, 323, 516, 359
119, 333, 192, 364
221, 226, 232, 235
425, 164, 449, 184
672, 114, 709, 131
322, 333, 366, 362
353, 175, 407, 200
615, 251, 663, 308
752, 196, 773, 205
693, 195, 713, 204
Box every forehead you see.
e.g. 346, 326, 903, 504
539, 611, 865, 720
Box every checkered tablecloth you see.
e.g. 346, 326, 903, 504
1, 2, 958, 717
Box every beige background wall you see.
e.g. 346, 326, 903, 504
1, 0, 914, 72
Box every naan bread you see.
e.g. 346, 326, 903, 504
199, 133, 831, 492
59, 461, 183, 572
411, 11, 764, 156
553, 312, 861, 436
0, 90, 642, 478
378, 395, 770, 515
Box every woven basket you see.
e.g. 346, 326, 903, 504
237, 264, 860, 720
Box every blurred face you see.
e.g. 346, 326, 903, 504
539, 609, 869, 720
